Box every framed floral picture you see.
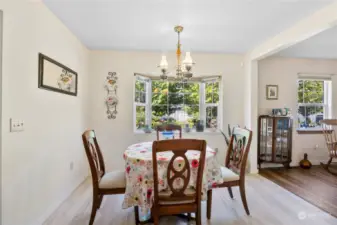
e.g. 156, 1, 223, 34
266, 85, 278, 100
38, 53, 78, 96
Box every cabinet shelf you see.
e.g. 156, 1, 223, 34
258, 115, 292, 169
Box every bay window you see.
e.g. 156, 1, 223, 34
133, 74, 222, 132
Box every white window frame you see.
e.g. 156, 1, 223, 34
201, 78, 223, 131
133, 76, 151, 131
133, 75, 223, 133
297, 74, 332, 130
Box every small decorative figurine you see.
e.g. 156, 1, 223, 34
300, 153, 312, 169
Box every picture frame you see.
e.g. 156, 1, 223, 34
38, 53, 78, 96
266, 85, 278, 100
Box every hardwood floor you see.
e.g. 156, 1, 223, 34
43, 175, 337, 225
260, 166, 337, 218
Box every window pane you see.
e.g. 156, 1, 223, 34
185, 93, 199, 105
206, 83, 213, 95
213, 93, 219, 103
152, 93, 168, 104
135, 80, 145, 92
298, 106, 306, 128
206, 93, 213, 103
136, 106, 145, 118
213, 82, 219, 93
140, 92, 146, 103
152, 81, 168, 93
169, 105, 187, 124
298, 80, 303, 103
135, 92, 140, 102
169, 82, 184, 93
136, 106, 146, 129
303, 80, 324, 103
205, 81, 220, 104
185, 105, 199, 127
206, 106, 218, 118
152, 105, 168, 127
168, 93, 184, 105
298, 105, 324, 128
206, 106, 218, 128
183, 82, 199, 93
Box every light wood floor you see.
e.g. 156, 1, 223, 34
43, 175, 337, 225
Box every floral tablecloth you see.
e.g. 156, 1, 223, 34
122, 141, 223, 210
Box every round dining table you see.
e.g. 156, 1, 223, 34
122, 141, 224, 211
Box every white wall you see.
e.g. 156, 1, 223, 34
1, 1, 90, 225
89, 51, 245, 171
258, 57, 337, 166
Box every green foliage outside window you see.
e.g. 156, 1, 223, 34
297, 80, 325, 128
151, 81, 200, 128
135, 78, 220, 130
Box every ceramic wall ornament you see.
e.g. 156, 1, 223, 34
104, 72, 118, 119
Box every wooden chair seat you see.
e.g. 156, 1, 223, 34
220, 167, 240, 182
158, 188, 196, 205
99, 170, 126, 189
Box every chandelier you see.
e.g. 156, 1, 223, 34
158, 25, 195, 80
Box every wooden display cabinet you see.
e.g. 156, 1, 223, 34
258, 115, 293, 169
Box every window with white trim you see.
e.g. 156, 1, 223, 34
134, 75, 222, 132
297, 75, 332, 129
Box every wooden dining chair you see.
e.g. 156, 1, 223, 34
156, 124, 182, 140
320, 119, 337, 175
152, 139, 206, 225
207, 127, 252, 219
82, 130, 128, 225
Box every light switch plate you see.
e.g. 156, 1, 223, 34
10, 119, 24, 132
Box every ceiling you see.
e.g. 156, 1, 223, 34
276, 25, 337, 59
43, 0, 335, 53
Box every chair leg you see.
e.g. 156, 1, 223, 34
196, 205, 202, 225
228, 187, 234, 199
134, 206, 139, 225
89, 193, 99, 225
97, 195, 103, 209
153, 214, 159, 225
207, 190, 212, 220
239, 182, 250, 215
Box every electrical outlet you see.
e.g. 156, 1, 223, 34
10, 119, 24, 132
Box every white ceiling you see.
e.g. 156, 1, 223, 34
276, 25, 337, 59
43, 0, 335, 53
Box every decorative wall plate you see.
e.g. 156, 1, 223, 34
104, 72, 118, 119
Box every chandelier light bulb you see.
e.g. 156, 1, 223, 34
183, 52, 193, 65
159, 55, 168, 69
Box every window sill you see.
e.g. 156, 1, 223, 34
134, 130, 222, 135
296, 128, 332, 134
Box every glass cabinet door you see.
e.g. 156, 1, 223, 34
274, 118, 289, 162
260, 117, 273, 161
